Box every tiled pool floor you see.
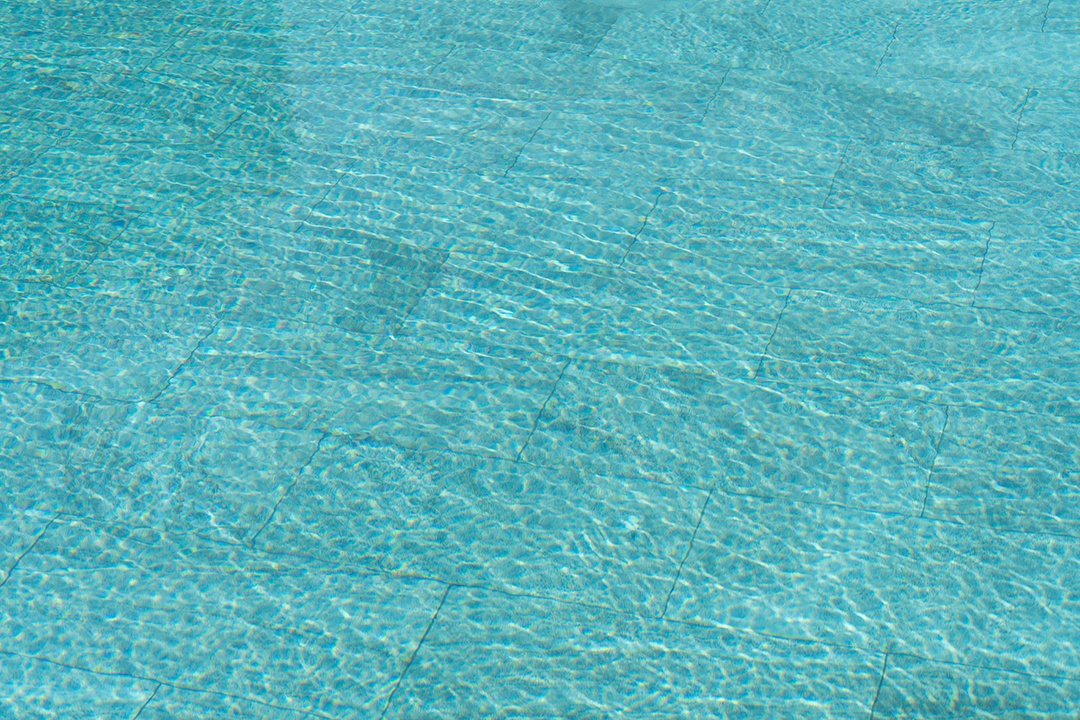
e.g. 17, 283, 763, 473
3, 0, 1080, 717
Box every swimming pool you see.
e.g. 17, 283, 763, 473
2, 0, 1079, 716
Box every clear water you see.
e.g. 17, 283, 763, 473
2, 0, 1079, 717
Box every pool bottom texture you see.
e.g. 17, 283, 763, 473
2, 0, 1080, 717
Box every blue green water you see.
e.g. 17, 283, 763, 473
2, 0, 1080, 717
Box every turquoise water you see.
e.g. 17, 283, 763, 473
2, 0, 1080, 716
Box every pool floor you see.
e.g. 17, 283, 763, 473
2, 0, 1080, 717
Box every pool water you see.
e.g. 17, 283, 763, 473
2, 0, 1080, 717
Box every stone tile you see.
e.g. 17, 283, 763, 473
1015, 87, 1080, 153
0, 283, 221, 402
824, 141, 1076, 225
383, 585, 882, 719
630, 194, 990, 303
0, 517, 446, 717
712, 68, 1025, 149
753, 0, 902, 74
308, 161, 496, 254
157, 312, 565, 457
235, 223, 450, 337
896, 0, 1048, 33
0, 652, 157, 720
585, 0, 790, 70
523, 361, 946, 512
73, 209, 251, 310
1045, 3, 1080, 34
312, 165, 658, 264
0, 194, 139, 284
405, 237, 784, 370
667, 493, 1080, 677
759, 290, 1080, 414
0, 507, 53, 586
422, 44, 593, 102
343, 0, 543, 52
259, 438, 705, 615
925, 405, 1080, 537
0, 1, 189, 78
514, 110, 846, 198
361, 92, 553, 176
68, 404, 324, 543
972, 222, 1080, 317
880, 26, 1080, 88
0, 119, 59, 188
138, 685, 313, 719
873, 653, 1080, 719
0, 381, 131, 513
3, 140, 229, 210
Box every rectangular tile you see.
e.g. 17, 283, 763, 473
824, 141, 1050, 224
0, 283, 221, 402
514, 112, 846, 195
1015, 87, 1080, 152
522, 361, 946, 513
587, 1, 772, 69
3, 141, 228, 210
895, 0, 1048, 33
972, 222, 1080, 317
138, 685, 313, 720
0, 195, 138, 284
0, 517, 446, 717
1045, 3, 1080, 34
667, 493, 1080, 677
630, 194, 990, 302
383, 585, 882, 719
259, 438, 706, 615
311, 166, 657, 263
68, 404, 323, 543
712, 68, 1025, 149
0, 652, 157, 720
759, 290, 1080, 414
156, 312, 565, 457
880, 26, 1080, 88
405, 239, 784, 371
925, 405, 1080, 536
753, 0, 901, 74
0, 381, 130, 513
873, 653, 1080, 719
359, 93, 552, 176
0, 507, 53, 586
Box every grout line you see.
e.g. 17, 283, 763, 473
387, 248, 451, 339
919, 405, 950, 518
328, 0, 366, 33
820, 138, 852, 210
660, 488, 713, 619
503, 111, 552, 178
752, 289, 792, 380
584, 23, 615, 59
379, 583, 452, 719
695, 67, 732, 124
130, 683, 161, 720
617, 189, 666, 267
874, 21, 900, 77
0, 650, 332, 719
969, 221, 996, 306
248, 432, 331, 548
0, 513, 60, 592
139, 314, 224, 404
868, 651, 890, 720
515, 357, 573, 462
1011, 88, 1034, 150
